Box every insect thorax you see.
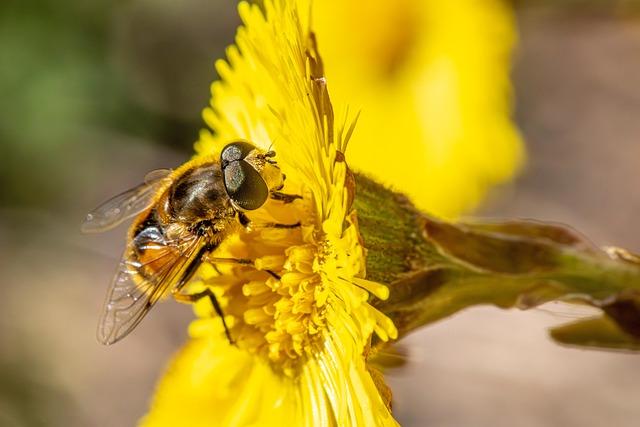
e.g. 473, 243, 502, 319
167, 163, 235, 223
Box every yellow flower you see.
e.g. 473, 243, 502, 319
313, 0, 524, 218
141, 1, 397, 426
133, 3, 640, 426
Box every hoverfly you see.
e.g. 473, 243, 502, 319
83, 141, 300, 345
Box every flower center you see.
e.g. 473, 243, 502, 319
199, 193, 329, 376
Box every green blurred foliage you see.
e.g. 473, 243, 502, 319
0, 0, 238, 210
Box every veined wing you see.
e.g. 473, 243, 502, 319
81, 169, 171, 234
97, 227, 205, 345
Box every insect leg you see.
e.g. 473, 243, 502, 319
203, 255, 254, 265
173, 289, 234, 344
265, 221, 301, 229
270, 191, 302, 203
171, 245, 234, 344
203, 255, 281, 279
237, 211, 301, 230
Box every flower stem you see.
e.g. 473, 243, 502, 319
354, 174, 640, 348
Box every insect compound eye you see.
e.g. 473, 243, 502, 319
222, 159, 269, 210
221, 141, 257, 164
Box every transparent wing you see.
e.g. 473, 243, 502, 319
144, 168, 172, 183
81, 169, 172, 234
97, 230, 203, 345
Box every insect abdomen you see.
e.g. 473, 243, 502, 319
130, 209, 180, 282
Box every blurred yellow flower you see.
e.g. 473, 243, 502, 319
313, 0, 524, 218
141, 1, 397, 426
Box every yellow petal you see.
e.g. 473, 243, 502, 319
314, 0, 523, 218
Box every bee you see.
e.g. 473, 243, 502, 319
83, 141, 300, 345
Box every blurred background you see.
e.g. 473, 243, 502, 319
1, 0, 639, 426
